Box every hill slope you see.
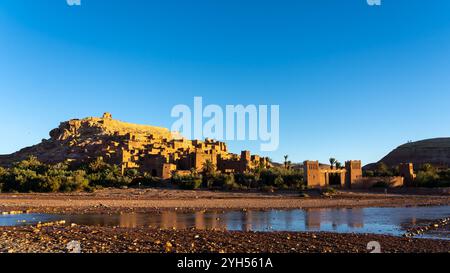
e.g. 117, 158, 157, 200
0, 113, 175, 167
368, 138, 450, 169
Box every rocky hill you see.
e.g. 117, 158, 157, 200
0, 113, 270, 178
366, 138, 450, 169
0, 113, 176, 167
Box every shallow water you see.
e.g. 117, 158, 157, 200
1, 206, 449, 240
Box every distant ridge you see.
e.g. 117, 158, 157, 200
365, 138, 450, 169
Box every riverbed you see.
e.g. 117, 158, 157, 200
1, 206, 449, 240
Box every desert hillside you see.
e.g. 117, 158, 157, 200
366, 138, 450, 169
0, 113, 175, 167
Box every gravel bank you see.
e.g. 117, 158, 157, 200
1, 224, 449, 253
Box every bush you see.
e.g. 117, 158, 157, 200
0, 158, 309, 193
125, 169, 139, 179
212, 173, 236, 190
259, 168, 305, 190
38, 175, 62, 192
321, 187, 337, 195
372, 181, 389, 188
0, 167, 6, 192
14, 156, 45, 173
281, 173, 304, 189
88, 172, 131, 188
414, 164, 440, 187
274, 176, 284, 188
178, 179, 203, 190
130, 174, 167, 188
373, 162, 394, 177
86, 158, 131, 188
0, 166, 6, 177
59, 170, 90, 192
234, 172, 259, 188
172, 173, 203, 190
3, 168, 40, 192
261, 185, 275, 193
259, 169, 278, 186
88, 157, 111, 173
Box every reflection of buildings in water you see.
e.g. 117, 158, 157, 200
69, 214, 117, 227
208, 212, 220, 230
241, 211, 278, 231
283, 210, 295, 230
222, 211, 264, 231
159, 211, 206, 230
305, 209, 323, 229
119, 213, 138, 228
304, 208, 364, 230
191, 211, 227, 230
195, 212, 205, 230
347, 209, 364, 228
161, 211, 178, 229
268, 210, 297, 231
242, 211, 253, 231
211, 212, 227, 230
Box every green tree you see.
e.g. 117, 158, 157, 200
416, 163, 439, 187
15, 156, 45, 173
52, 162, 69, 171
202, 160, 216, 174
421, 163, 435, 172
274, 175, 285, 188
329, 158, 336, 169
88, 157, 110, 173
172, 173, 203, 190
125, 168, 139, 178
375, 162, 392, 177
202, 160, 217, 188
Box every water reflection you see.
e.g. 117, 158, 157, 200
304, 208, 365, 230
1, 206, 449, 239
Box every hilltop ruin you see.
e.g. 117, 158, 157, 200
0, 113, 270, 179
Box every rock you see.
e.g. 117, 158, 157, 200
165, 241, 173, 253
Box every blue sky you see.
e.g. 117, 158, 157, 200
0, 0, 450, 165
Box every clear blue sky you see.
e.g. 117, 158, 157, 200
1, 0, 450, 165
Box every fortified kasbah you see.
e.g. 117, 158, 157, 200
303, 160, 408, 189
0, 113, 271, 179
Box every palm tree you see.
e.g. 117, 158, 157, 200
335, 161, 342, 169
329, 158, 336, 169
284, 155, 289, 169
202, 160, 216, 175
